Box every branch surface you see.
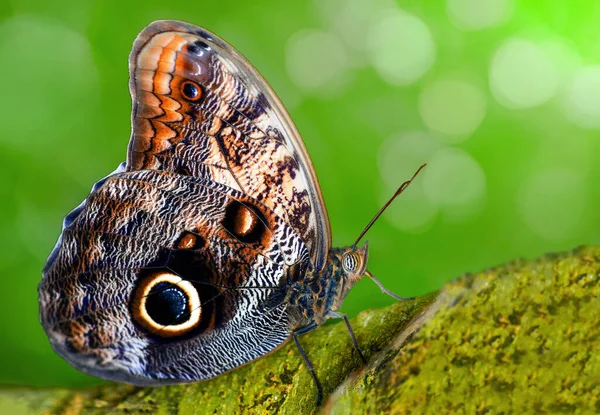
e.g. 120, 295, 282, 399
2, 246, 599, 414
326, 246, 600, 414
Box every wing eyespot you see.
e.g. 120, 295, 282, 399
187, 40, 211, 54
222, 201, 267, 245
131, 272, 202, 337
181, 81, 202, 101
175, 231, 207, 250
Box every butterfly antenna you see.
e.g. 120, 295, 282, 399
354, 163, 427, 246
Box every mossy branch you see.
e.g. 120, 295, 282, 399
3, 246, 599, 414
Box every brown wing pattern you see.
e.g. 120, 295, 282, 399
40, 170, 311, 383
127, 20, 330, 271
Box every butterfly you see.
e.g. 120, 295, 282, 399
38, 20, 424, 404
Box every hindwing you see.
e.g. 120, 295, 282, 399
40, 170, 310, 383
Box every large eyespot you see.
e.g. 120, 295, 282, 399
131, 272, 201, 337
181, 81, 202, 101
342, 252, 361, 273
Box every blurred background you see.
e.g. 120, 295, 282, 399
1, 0, 599, 387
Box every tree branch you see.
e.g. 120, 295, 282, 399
3, 246, 598, 414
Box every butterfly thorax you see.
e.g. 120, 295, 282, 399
287, 244, 368, 328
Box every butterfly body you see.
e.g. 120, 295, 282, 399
287, 246, 368, 327
39, 20, 394, 392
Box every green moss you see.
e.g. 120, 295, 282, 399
0, 295, 432, 414
327, 246, 600, 414
5, 247, 600, 414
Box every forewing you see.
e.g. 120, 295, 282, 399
39, 170, 310, 384
128, 20, 330, 271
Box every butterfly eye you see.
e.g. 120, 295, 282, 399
342, 252, 360, 273
181, 81, 202, 101
131, 272, 202, 337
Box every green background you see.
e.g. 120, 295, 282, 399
1, 0, 599, 387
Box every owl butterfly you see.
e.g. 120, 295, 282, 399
39, 20, 424, 403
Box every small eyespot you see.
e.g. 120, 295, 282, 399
131, 272, 201, 337
187, 40, 210, 54
175, 231, 206, 250
181, 81, 202, 101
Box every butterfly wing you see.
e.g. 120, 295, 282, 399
40, 170, 311, 384
39, 20, 329, 384
128, 20, 331, 271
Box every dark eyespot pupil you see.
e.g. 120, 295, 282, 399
187, 44, 199, 54
183, 82, 199, 100
195, 40, 210, 50
146, 282, 189, 325
187, 40, 210, 54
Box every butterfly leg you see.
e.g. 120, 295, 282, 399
366, 270, 414, 301
293, 323, 323, 405
328, 312, 367, 364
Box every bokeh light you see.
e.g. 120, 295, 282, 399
419, 79, 487, 142
446, 0, 513, 30
367, 8, 436, 85
285, 29, 350, 96
314, 0, 396, 58
422, 147, 486, 214
378, 132, 441, 232
562, 66, 600, 129
0, 15, 98, 149
517, 169, 588, 241
490, 38, 559, 109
